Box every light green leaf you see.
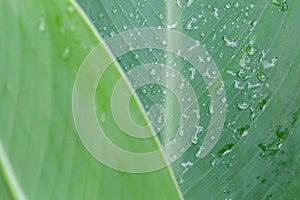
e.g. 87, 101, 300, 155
0, 0, 181, 199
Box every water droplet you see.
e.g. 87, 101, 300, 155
210, 158, 218, 167
185, 17, 199, 30
272, 0, 281, 6
209, 103, 214, 114
195, 147, 205, 158
246, 45, 257, 56
217, 143, 235, 157
262, 57, 278, 69
156, 13, 163, 20
193, 109, 200, 119
141, 88, 147, 94
234, 80, 245, 90
38, 17, 46, 32
67, 6, 75, 14
233, 2, 240, 8
167, 21, 178, 29
247, 82, 261, 89
100, 113, 106, 123
223, 36, 237, 48
237, 69, 246, 78
237, 101, 249, 110
213, 8, 219, 20
99, 13, 104, 18
133, 54, 140, 60
257, 72, 267, 82
216, 84, 225, 96
181, 161, 193, 173
61, 47, 70, 59
250, 109, 256, 121
239, 53, 247, 67
161, 40, 167, 46
187, 0, 194, 7
225, 4, 231, 9
191, 136, 199, 144
149, 68, 156, 75
282, 1, 288, 11
156, 114, 163, 124
188, 67, 196, 80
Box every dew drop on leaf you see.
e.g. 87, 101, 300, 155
233, 2, 240, 8
223, 36, 238, 48
225, 3, 231, 9
237, 101, 249, 110
282, 1, 288, 11
38, 17, 46, 32
133, 54, 140, 59
246, 44, 257, 56
191, 136, 199, 144
257, 72, 268, 82
61, 47, 70, 59
272, 0, 281, 6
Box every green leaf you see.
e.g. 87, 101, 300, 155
0, 0, 181, 199
74, 0, 300, 199
2, 0, 300, 199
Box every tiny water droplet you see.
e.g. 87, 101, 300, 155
100, 113, 106, 123
161, 40, 167, 46
234, 2, 240, 8
181, 161, 193, 173
209, 103, 214, 114
234, 80, 245, 90
237, 101, 249, 110
133, 54, 140, 59
188, 67, 196, 80
141, 88, 147, 94
195, 147, 205, 158
185, 17, 199, 30
225, 4, 231, 9
210, 158, 218, 167
223, 36, 237, 48
213, 8, 219, 20
149, 68, 156, 75
262, 57, 278, 69
167, 21, 178, 29
250, 111, 256, 121
246, 45, 257, 56
61, 47, 70, 59
257, 72, 267, 82
67, 6, 75, 14
272, 0, 281, 6
38, 17, 46, 32
282, 1, 288, 11
191, 136, 199, 144
187, 0, 194, 7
